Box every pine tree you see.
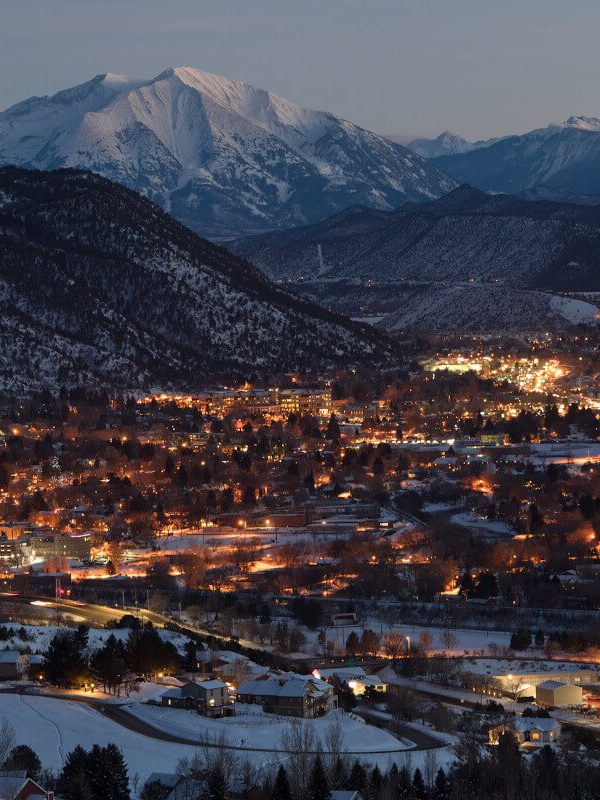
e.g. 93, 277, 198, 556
369, 765, 383, 799
57, 746, 91, 800
204, 766, 227, 800
433, 768, 449, 800
270, 766, 292, 800
103, 744, 130, 800
4, 745, 42, 779
308, 756, 331, 800
347, 761, 366, 793
412, 768, 427, 800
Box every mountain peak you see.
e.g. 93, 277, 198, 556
0, 67, 456, 239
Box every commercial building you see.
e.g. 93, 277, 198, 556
536, 680, 583, 707
29, 532, 92, 562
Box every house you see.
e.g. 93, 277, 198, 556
236, 675, 337, 718
489, 717, 560, 746
164, 779, 207, 800
161, 679, 233, 717
536, 680, 583, 708
0, 772, 53, 800
315, 667, 386, 696
0, 652, 22, 680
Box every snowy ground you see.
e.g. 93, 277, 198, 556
449, 512, 514, 538
462, 657, 599, 677
0, 694, 202, 786
0, 623, 188, 655
297, 620, 514, 657
126, 704, 410, 754
0, 694, 456, 780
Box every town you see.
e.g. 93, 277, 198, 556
1, 334, 600, 797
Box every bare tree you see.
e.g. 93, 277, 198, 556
279, 720, 318, 798
424, 749, 438, 788
441, 630, 457, 651
0, 718, 16, 766
323, 714, 347, 784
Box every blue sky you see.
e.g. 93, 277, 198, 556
2, 0, 600, 139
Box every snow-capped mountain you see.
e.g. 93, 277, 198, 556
431, 116, 600, 197
407, 131, 479, 158
231, 185, 600, 333
406, 131, 504, 159
0, 68, 456, 240
0, 167, 396, 394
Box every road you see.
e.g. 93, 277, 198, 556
1, 687, 440, 756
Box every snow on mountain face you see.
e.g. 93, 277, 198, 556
432, 116, 600, 197
376, 285, 600, 334
0, 167, 396, 395
0, 67, 456, 239
407, 131, 477, 158
406, 131, 504, 159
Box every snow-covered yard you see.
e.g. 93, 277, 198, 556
0, 694, 457, 780
126, 703, 410, 755
0, 695, 199, 785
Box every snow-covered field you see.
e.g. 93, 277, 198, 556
449, 512, 514, 537
0, 695, 199, 785
0, 694, 456, 780
126, 703, 409, 754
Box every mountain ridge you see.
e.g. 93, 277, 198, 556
231, 184, 600, 332
0, 166, 397, 394
0, 67, 456, 240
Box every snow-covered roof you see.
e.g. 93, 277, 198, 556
0, 651, 19, 664
514, 717, 560, 733
536, 680, 570, 690
317, 667, 367, 681
196, 679, 227, 690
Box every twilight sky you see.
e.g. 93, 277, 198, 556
2, 0, 600, 140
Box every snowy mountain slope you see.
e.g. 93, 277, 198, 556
406, 131, 504, 159
376, 285, 599, 333
232, 185, 600, 286
231, 185, 600, 332
0, 167, 397, 394
0, 68, 456, 239
432, 117, 600, 196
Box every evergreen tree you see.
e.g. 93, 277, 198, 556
308, 756, 331, 800
433, 768, 449, 800
325, 413, 341, 440
369, 765, 383, 799
270, 766, 292, 800
396, 766, 412, 798
345, 631, 360, 656
412, 768, 427, 800
203, 766, 227, 800
347, 761, 366, 793
3, 745, 42, 779
43, 627, 89, 687
87, 744, 129, 800
57, 745, 91, 800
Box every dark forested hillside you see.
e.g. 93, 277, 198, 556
0, 167, 396, 394
232, 185, 600, 332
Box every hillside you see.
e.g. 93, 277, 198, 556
231, 185, 600, 332
0, 68, 456, 240
0, 167, 396, 394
